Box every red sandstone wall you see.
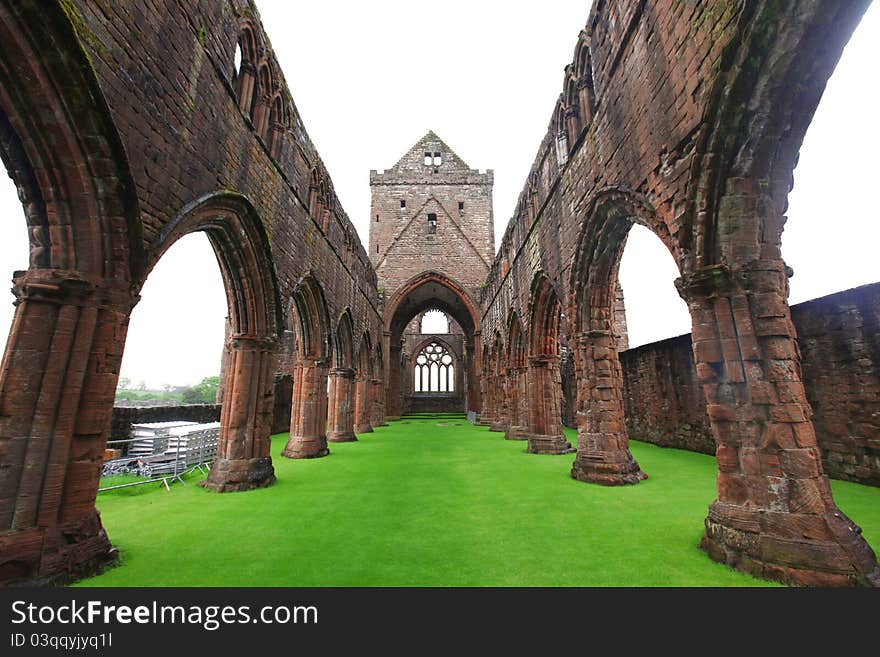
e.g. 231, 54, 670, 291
70, 0, 382, 350
620, 283, 880, 486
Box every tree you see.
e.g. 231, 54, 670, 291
181, 376, 220, 404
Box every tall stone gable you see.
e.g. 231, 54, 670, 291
369, 131, 494, 299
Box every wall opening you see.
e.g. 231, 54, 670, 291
118, 232, 227, 400
0, 167, 31, 358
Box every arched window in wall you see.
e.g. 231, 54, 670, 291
414, 342, 455, 392
233, 25, 257, 116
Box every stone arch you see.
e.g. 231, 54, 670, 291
234, 22, 259, 117
282, 275, 333, 459
383, 271, 481, 416
288, 275, 332, 360
327, 310, 357, 443
523, 274, 572, 454
504, 314, 528, 441
333, 310, 355, 370
0, 0, 143, 585
253, 62, 274, 136
567, 188, 661, 485
679, 1, 879, 585
563, 67, 581, 147
268, 93, 287, 158
148, 192, 281, 493
554, 97, 569, 165
354, 331, 374, 434
572, 32, 595, 127
370, 342, 387, 428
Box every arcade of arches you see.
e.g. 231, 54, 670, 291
0, 0, 877, 587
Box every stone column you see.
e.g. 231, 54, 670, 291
327, 367, 357, 442
385, 341, 402, 420
282, 357, 329, 459
0, 269, 135, 585
369, 378, 387, 427
570, 330, 646, 485
203, 334, 278, 492
677, 262, 878, 587
525, 355, 573, 454
354, 372, 374, 435
504, 368, 528, 440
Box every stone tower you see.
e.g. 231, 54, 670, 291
371, 132, 493, 415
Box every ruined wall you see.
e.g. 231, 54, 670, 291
110, 404, 222, 444
71, 0, 382, 354
478, 0, 738, 347
620, 284, 880, 485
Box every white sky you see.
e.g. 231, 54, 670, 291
0, 1, 877, 387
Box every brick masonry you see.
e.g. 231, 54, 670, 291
621, 284, 880, 486
371, 132, 493, 417
1, 0, 878, 587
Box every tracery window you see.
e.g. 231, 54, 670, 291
414, 342, 454, 392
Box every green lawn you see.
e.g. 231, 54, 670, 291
75, 418, 880, 587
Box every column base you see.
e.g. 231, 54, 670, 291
327, 431, 357, 443
476, 417, 494, 427
282, 435, 329, 459
504, 425, 528, 441
526, 433, 575, 455
489, 421, 507, 433
701, 500, 880, 587
0, 510, 118, 586
571, 450, 647, 486
355, 424, 374, 434
201, 457, 276, 492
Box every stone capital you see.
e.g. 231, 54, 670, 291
675, 260, 789, 303
228, 334, 280, 352
329, 367, 356, 378
12, 267, 138, 310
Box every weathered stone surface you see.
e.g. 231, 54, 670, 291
619, 284, 880, 486
1, 0, 878, 589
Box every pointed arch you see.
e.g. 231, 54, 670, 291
147, 192, 282, 340
288, 274, 331, 359
528, 274, 562, 357
333, 310, 355, 370
268, 93, 287, 158
234, 23, 259, 117
568, 187, 674, 337
507, 313, 526, 368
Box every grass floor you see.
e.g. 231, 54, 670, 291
76, 417, 880, 587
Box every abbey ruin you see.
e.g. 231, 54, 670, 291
0, 0, 877, 587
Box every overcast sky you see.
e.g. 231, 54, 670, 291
0, 1, 877, 388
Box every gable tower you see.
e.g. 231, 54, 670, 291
371, 132, 493, 416
369, 131, 494, 295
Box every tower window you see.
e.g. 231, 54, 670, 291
458, 201, 464, 213
376, 243, 379, 253
400, 199, 406, 208
433, 152, 442, 166
375, 214, 379, 222
427, 213, 437, 234
424, 152, 433, 166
